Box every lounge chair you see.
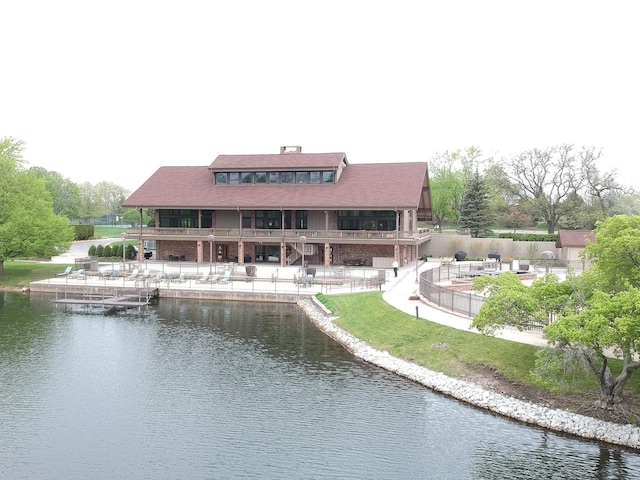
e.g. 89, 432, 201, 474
69, 269, 87, 279
218, 270, 232, 284
196, 273, 210, 284
57, 266, 73, 277
99, 268, 112, 279
172, 272, 187, 283
126, 268, 139, 281
150, 273, 165, 284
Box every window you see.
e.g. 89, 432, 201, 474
241, 210, 251, 228
158, 209, 199, 228
337, 210, 396, 231
229, 172, 240, 184
295, 171, 308, 184
281, 172, 293, 184
255, 172, 267, 184
256, 210, 282, 229
309, 171, 321, 184
295, 210, 308, 229
216, 172, 228, 184
241, 172, 253, 184
322, 171, 335, 183
268, 172, 280, 184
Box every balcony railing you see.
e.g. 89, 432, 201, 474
126, 227, 430, 244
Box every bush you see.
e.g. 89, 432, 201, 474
498, 233, 557, 242
73, 224, 95, 241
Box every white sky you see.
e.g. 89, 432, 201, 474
2, 1, 638, 192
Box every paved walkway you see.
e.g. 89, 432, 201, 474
383, 261, 549, 348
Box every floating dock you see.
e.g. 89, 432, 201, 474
52, 288, 158, 309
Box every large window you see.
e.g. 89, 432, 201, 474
256, 210, 282, 229
159, 209, 200, 228
281, 172, 293, 184
337, 210, 396, 231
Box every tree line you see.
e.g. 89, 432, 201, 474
430, 145, 639, 236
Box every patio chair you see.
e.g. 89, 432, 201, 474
195, 273, 210, 284
57, 266, 73, 277
218, 270, 232, 284
126, 268, 139, 281
172, 272, 187, 283
69, 269, 87, 279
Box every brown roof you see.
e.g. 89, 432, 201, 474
123, 162, 429, 211
210, 152, 347, 170
556, 230, 596, 248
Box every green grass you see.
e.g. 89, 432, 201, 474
93, 226, 127, 238
318, 292, 640, 396
0, 261, 73, 287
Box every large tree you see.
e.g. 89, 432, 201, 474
429, 147, 489, 230
0, 137, 74, 275
498, 145, 619, 233
29, 166, 82, 219
471, 215, 640, 410
459, 170, 493, 237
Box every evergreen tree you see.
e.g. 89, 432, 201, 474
459, 170, 492, 237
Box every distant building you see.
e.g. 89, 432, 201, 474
123, 146, 433, 267
556, 229, 596, 268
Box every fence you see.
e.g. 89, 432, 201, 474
418, 261, 564, 330
418, 263, 485, 318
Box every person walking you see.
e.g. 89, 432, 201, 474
392, 260, 398, 277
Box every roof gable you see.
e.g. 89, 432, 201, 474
556, 230, 595, 248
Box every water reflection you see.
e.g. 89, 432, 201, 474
0, 292, 638, 479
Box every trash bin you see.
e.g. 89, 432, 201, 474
245, 265, 257, 277
488, 252, 501, 262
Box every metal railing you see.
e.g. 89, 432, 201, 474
126, 227, 430, 244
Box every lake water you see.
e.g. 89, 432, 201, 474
1, 292, 639, 479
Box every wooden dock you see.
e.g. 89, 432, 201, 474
53, 288, 158, 309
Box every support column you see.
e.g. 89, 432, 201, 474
280, 241, 286, 267
324, 243, 331, 266
238, 240, 244, 266
394, 244, 400, 263
138, 239, 144, 262
197, 240, 204, 263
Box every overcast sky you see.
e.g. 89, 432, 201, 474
2, 1, 638, 192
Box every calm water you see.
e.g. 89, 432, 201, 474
1, 292, 639, 479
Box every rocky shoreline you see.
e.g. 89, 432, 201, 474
299, 298, 640, 451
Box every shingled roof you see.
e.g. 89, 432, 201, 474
123, 162, 430, 211
556, 229, 596, 248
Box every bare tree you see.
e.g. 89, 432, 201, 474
503, 145, 584, 233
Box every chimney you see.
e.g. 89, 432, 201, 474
280, 146, 302, 154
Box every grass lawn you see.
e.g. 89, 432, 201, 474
0, 261, 72, 288
318, 292, 640, 397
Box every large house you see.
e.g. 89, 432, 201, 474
122, 146, 433, 268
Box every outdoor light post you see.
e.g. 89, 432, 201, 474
208, 234, 214, 274
300, 235, 307, 273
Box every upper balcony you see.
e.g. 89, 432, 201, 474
125, 227, 431, 246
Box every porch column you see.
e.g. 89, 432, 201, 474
394, 244, 400, 263
280, 241, 286, 267
324, 243, 331, 267
138, 239, 144, 262
238, 240, 244, 266
197, 240, 204, 263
